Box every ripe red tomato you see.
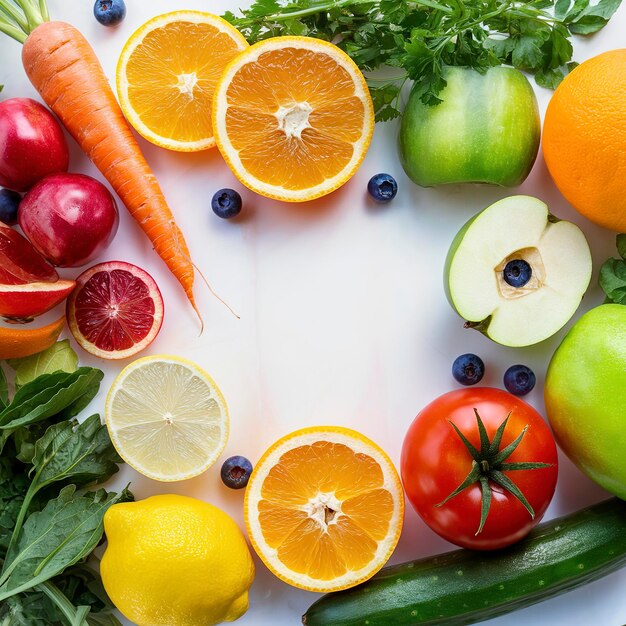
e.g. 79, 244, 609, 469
401, 388, 558, 550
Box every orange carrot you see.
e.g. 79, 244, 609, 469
1, 9, 197, 317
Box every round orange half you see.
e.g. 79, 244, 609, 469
244, 426, 404, 592
117, 11, 248, 151
213, 37, 375, 202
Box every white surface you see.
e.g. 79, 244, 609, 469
1, 2, 625, 624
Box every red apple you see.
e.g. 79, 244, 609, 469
0, 222, 58, 285
0, 98, 69, 192
19, 173, 119, 267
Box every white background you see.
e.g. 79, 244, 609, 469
1, 1, 625, 624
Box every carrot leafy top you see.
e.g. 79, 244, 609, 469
0, 0, 48, 43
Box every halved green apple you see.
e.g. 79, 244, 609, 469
444, 196, 592, 347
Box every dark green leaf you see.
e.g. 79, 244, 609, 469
0, 457, 28, 552
535, 67, 565, 89
617, 234, 626, 260
512, 35, 545, 70
488, 413, 510, 456
0, 485, 131, 601
555, 0, 572, 19
599, 258, 626, 305
0, 367, 7, 410
568, 0, 622, 33
0, 368, 103, 430
32, 414, 121, 491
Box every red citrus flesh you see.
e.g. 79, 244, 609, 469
67, 261, 164, 360
0, 279, 75, 321
0, 222, 58, 285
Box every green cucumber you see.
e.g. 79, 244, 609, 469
303, 498, 626, 626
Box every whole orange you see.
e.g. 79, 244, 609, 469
543, 49, 626, 232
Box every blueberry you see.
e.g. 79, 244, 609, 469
504, 364, 536, 396
452, 353, 485, 386
367, 173, 398, 203
212, 188, 242, 219
0, 189, 21, 225
93, 0, 126, 26
221, 456, 253, 489
503, 259, 532, 288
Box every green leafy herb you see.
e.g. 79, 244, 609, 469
224, 0, 622, 120
0, 485, 131, 601
0, 367, 8, 410
0, 360, 129, 625
0, 367, 103, 430
600, 234, 626, 305
8, 340, 79, 389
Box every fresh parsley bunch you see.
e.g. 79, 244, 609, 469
0, 342, 130, 625
224, 0, 622, 121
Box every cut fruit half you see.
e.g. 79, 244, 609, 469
105, 355, 229, 481
117, 11, 249, 151
0, 279, 75, 322
444, 195, 592, 347
66, 261, 163, 360
244, 426, 404, 592
213, 36, 375, 202
0, 222, 58, 285
0, 315, 65, 359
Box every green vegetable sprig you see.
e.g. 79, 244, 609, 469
600, 234, 626, 305
223, 0, 622, 121
0, 343, 130, 626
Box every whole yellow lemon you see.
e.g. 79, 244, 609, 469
101, 494, 255, 626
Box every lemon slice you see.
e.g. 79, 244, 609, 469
105, 355, 229, 481
117, 11, 248, 151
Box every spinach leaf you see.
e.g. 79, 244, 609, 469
0, 457, 28, 553
0, 366, 7, 410
8, 340, 79, 389
0, 591, 58, 625
0, 368, 103, 430
600, 257, 626, 305
617, 234, 626, 261
32, 414, 121, 490
0, 485, 131, 601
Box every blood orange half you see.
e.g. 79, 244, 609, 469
66, 261, 164, 360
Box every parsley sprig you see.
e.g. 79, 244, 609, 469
223, 0, 622, 121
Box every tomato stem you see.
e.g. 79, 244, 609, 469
436, 409, 553, 535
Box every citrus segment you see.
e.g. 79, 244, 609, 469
245, 426, 403, 592
66, 261, 163, 360
0, 315, 65, 359
105, 356, 229, 481
213, 37, 375, 202
117, 11, 248, 151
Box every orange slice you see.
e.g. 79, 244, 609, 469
213, 37, 375, 202
0, 315, 65, 360
244, 426, 403, 592
117, 11, 248, 151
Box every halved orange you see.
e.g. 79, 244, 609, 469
244, 426, 404, 592
213, 37, 375, 202
117, 11, 248, 151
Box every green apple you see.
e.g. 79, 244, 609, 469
444, 195, 592, 347
398, 66, 540, 187
545, 305, 626, 497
